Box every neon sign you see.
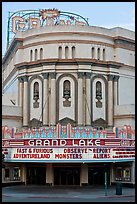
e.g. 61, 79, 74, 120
7, 9, 89, 48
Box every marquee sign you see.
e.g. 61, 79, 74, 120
3, 146, 135, 162
2, 124, 135, 162
2, 138, 135, 148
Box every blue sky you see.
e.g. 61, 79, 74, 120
2, 2, 135, 55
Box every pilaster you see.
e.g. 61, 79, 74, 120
107, 74, 114, 127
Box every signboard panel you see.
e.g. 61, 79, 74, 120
2, 138, 135, 148
3, 147, 135, 162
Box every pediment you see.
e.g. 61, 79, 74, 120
29, 118, 42, 128
92, 118, 107, 128
58, 117, 76, 126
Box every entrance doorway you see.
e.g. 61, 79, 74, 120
88, 166, 110, 186
26, 167, 46, 185
54, 167, 80, 185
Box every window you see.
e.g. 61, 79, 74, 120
72, 46, 75, 58
63, 80, 70, 98
35, 49, 38, 61
97, 48, 100, 60
34, 82, 39, 100
96, 81, 102, 99
33, 82, 39, 108
91, 47, 95, 59
115, 167, 131, 182
40, 48, 43, 59
13, 167, 21, 181
65, 46, 69, 59
96, 81, 102, 108
103, 48, 105, 60
63, 80, 71, 107
30, 50, 33, 61
58, 46, 62, 59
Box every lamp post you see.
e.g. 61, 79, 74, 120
104, 164, 107, 196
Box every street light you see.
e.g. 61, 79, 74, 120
104, 164, 108, 196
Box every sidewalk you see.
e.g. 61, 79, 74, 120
2, 185, 135, 199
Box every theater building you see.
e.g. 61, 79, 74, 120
2, 9, 135, 186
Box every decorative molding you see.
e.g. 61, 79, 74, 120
29, 75, 43, 84
18, 76, 24, 82
63, 99, 71, 107
108, 74, 114, 81
113, 75, 120, 81
92, 118, 107, 128
22, 75, 29, 82
78, 72, 84, 79
2, 115, 23, 120
42, 73, 49, 79
50, 72, 56, 79
58, 117, 76, 126
85, 72, 92, 79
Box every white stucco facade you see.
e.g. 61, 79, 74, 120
2, 19, 135, 129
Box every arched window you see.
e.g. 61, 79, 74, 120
97, 48, 100, 60
72, 46, 75, 58
33, 82, 39, 101
30, 50, 33, 61
92, 47, 95, 59
65, 46, 69, 59
96, 81, 102, 108
33, 82, 39, 108
35, 49, 38, 61
103, 48, 105, 60
96, 81, 102, 99
40, 48, 43, 60
63, 80, 71, 99
58, 46, 62, 59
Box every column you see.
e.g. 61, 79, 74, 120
94, 46, 97, 60
18, 77, 23, 107
69, 46, 71, 59
2, 168, 5, 183
100, 47, 103, 61
23, 76, 29, 127
108, 74, 114, 127
131, 161, 135, 184
114, 76, 119, 106
110, 163, 114, 186
85, 72, 91, 126
46, 163, 54, 186
80, 163, 88, 186
50, 72, 56, 126
21, 165, 26, 184
78, 72, 84, 126
42, 73, 49, 126
10, 167, 14, 181
62, 45, 65, 59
